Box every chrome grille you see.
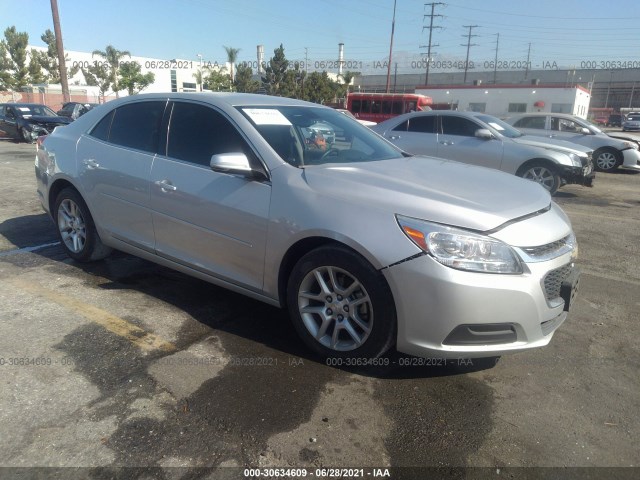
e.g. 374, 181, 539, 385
521, 234, 574, 260
543, 263, 573, 301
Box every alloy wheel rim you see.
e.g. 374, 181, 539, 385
58, 199, 86, 253
297, 266, 373, 351
523, 167, 555, 191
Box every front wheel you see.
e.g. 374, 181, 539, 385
593, 148, 622, 172
286, 246, 396, 360
54, 188, 112, 262
517, 161, 561, 195
20, 127, 36, 144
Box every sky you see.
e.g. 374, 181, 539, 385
3, 0, 640, 75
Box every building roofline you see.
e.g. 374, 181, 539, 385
416, 84, 590, 94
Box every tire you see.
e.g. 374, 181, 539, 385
54, 188, 112, 262
517, 161, 561, 195
593, 148, 622, 172
20, 127, 35, 144
286, 245, 396, 360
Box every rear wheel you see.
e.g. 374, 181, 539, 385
54, 188, 112, 262
287, 246, 396, 360
593, 148, 621, 172
517, 161, 561, 195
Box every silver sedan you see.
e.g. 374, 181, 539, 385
35, 93, 579, 360
372, 110, 594, 194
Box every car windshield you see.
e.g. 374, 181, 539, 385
15, 105, 57, 117
238, 105, 402, 167
582, 118, 602, 133
476, 114, 523, 138
627, 116, 640, 121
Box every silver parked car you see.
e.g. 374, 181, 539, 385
372, 111, 594, 195
36, 93, 580, 360
506, 113, 640, 172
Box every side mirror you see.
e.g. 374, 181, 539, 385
580, 127, 591, 135
210, 153, 266, 180
475, 128, 494, 140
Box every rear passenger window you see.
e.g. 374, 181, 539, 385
167, 102, 251, 166
108, 101, 166, 153
89, 110, 114, 141
514, 117, 546, 129
441, 116, 480, 137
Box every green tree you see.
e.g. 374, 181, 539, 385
118, 62, 155, 95
0, 26, 30, 90
27, 50, 46, 84
281, 64, 305, 99
337, 70, 359, 96
81, 65, 111, 102
233, 64, 259, 93
223, 45, 241, 84
301, 71, 339, 104
193, 69, 204, 92
261, 44, 289, 96
204, 67, 232, 91
92, 45, 131, 97
34, 29, 79, 84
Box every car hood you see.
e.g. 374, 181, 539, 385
26, 115, 72, 125
302, 156, 551, 232
512, 135, 590, 156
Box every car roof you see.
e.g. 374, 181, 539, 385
104, 92, 326, 109
1, 103, 49, 108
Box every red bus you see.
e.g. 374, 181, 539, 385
346, 93, 432, 123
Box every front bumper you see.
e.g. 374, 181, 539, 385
383, 252, 578, 359
559, 161, 595, 187
621, 148, 640, 171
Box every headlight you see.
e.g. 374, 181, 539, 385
568, 153, 583, 167
396, 215, 523, 274
622, 141, 639, 150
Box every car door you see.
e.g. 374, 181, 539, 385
383, 115, 438, 156
76, 100, 166, 252
150, 101, 271, 292
436, 115, 504, 170
548, 116, 595, 148
1, 106, 20, 138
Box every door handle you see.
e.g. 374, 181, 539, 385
83, 159, 100, 169
155, 180, 177, 192
390, 135, 401, 140
439, 141, 454, 146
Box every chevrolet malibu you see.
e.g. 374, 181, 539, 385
35, 93, 580, 360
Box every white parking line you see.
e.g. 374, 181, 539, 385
0, 241, 60, 257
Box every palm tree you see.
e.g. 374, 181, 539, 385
223, 46, 241, 84
193, 69, 204, 92
92, 45, 131, 98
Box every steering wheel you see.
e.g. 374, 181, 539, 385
320, 148, 341, 161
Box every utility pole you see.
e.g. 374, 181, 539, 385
461, 25, 478, 84
524, 43, 531, 80
50, 0, 70, 103
421, 2, 444, 86
492, 33, 499, 84
385, 0, 397, 93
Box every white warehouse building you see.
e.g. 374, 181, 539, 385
416, 84, 591, 119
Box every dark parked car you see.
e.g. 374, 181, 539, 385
0, 103, 71, 143
607, 114, 622, 128
57, 102, 98, 120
